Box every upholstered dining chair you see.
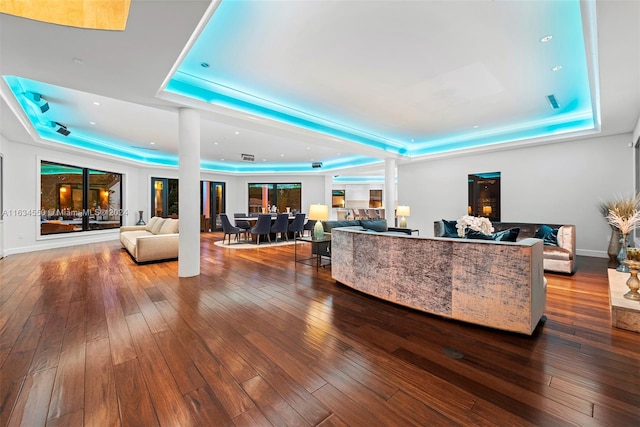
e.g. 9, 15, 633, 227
233, 213, 252, 237
351, 208, 360, 220
271, 213, 290, 242
303, 219, 317, 237
358, 208, 369, 219
368, 209, 380, 219
220, 213, 244, 244
250, 214, 272, 244
288, 213, 306, 239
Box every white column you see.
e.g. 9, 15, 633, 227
384, 158, 396, 226
324, 174, 333, 219
178, 108, 200, 277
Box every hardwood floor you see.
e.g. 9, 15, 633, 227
1, 232, 638, 426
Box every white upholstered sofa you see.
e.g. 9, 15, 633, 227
120, 216, 179, 263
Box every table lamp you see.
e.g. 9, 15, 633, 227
396, 205, 410, 228
308, 204, 329, 239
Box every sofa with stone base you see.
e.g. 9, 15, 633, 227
120, 216, 179, 263
434, 221, 575, 274
331, 227, 546, 335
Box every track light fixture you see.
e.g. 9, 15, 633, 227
49, 121, 70, 136
25, 92, 50, 113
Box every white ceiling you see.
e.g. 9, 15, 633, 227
1, 0, 639, 177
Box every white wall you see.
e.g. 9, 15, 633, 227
399, 133, 635, 257
2, 138, 143, 255
0, 136, 4, 258
1, 137, 328, 256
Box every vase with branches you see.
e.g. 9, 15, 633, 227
600, 194, 640, 262
604, 195, 640, 272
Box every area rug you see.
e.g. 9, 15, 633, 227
213, 239, 297, 249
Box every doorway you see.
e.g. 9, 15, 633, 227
201, 181, 225, 231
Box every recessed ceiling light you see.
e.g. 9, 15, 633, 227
306, 147, 310, 150
200, 62, 209, 68
473, 125, 479, 129
214, 142, 218, 145
410, 138, 415, 142
540, 35, 553, 43
234, 131, 240, 135
93, 101, 100, 106
552, 65, 563, 71
263, 159, 267, 161
337, 153, 342, 156
72, 57, 84, 64
220, 158, 224, 161
150, 142, 155, 145
89, 121, 96, 125
280, 154, 284, 157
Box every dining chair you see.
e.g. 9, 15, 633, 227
351, 208, 360, 220
303, 219, 317, 237
369, 209, 380, 219
358, 208, 369, 219
233, 213, 251, 237
271, 213, 290, 242
220, 213, 244, 244
288, 213, 306, 239
250, 214, 272, 244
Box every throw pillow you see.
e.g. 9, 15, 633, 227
442, 219, 459, 237
150, 218, 166, 235
145, 216, 160, 232
466, 227, 520, 242
493, 227, 520, 242
534, 224, 559, 246
360, 219, 388, 232
465, 229, 494, 240
159, 218, 179, 234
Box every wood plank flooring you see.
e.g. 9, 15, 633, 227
0, 233, 638, 426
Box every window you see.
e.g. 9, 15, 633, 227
369, 189, 382, 208
332, 190, 345, 208
248, 183, 301, 213
40, 161, 123, 235
468, 172, 501, 221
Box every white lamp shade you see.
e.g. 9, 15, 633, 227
308, 204, 329, 221
396, 206, 411, 217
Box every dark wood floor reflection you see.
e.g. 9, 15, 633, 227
1, 233, 638, 426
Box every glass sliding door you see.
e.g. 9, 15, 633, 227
151, 177, 178, 218
201, 181, 225, 231
40, 161, 123, 235
248, 183, 301, 213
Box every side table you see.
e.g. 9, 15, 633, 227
295, 235, 332, 271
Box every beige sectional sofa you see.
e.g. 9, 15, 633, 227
120, 216, 179, 263
331, 227, 546, 335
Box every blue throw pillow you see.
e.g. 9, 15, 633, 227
466, 227, 520, 242
534, 225, 559, 246
442, 219, 459, 237
465, 229, 494, 240
360, 219, 388, 232
493, 227, 520, 242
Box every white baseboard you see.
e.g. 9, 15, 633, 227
4, 233, 119, 257
576, 249, 608, 258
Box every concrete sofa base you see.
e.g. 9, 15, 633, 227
331, 228, 546, 335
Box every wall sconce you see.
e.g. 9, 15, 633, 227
308, 204, 329, 239
482, 206, 492, 216
396, 205, 411, 228
154, 181, 163, 190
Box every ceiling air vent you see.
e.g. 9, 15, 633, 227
546, 94, 560, 109
241, 153, 255, 162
